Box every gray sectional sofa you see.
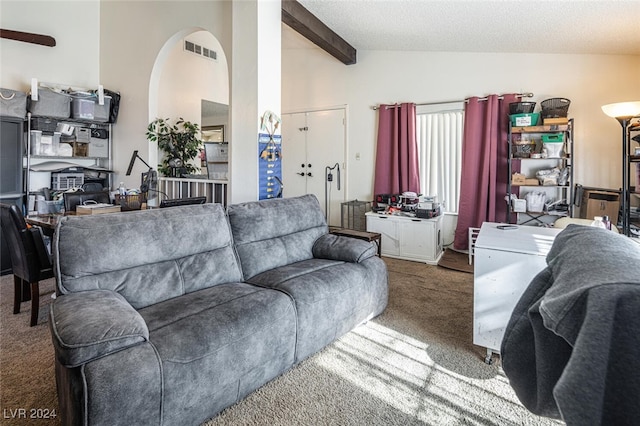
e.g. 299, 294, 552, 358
49, 194, 388, 425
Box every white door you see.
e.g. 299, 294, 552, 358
282, 108, 346, 226
281, 112, 308, 198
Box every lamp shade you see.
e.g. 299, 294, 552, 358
601, 101, 640, 119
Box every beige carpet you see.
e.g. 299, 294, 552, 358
0, 279, 58, 426
0, 258, 561, 426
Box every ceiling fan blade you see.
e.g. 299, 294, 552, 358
0, 29, 56, 47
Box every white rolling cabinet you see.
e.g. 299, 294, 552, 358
473, 222, 561, 364
365, 212, 443, 264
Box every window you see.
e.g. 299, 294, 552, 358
416, 106, 464, 213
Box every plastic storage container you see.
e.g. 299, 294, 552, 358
541, 133, 565, 143
71, 92, 96, 120
36, 198, 64, 214
71, 92, 112, 122
510, 113, 540, 127
30, 130, 62, 156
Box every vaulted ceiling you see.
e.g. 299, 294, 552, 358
284, 0, 640, 62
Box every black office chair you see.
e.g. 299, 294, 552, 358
63, 190, 111, 213
0, 203, 54, 326
81, 182, 103, 192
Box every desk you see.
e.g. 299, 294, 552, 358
25, 214, 60, 237
329, 227, 382, 257
26, 205, 129, 236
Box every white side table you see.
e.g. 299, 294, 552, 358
473, 222, 561, 364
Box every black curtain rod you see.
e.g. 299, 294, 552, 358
372, 92, 534, 110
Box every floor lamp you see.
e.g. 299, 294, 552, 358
601, 101, 640, 236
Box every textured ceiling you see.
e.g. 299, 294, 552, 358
288, 0, 640, 56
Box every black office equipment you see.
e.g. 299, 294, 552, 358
159, 196, 207, 208
126, 150, 157, 195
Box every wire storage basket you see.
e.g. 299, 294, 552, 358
341, 200, 371, 231
541, 98, 571, 118
115, 193, 146, 211
509, 102, 536, 114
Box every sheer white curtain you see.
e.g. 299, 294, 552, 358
416, 109, 464, 213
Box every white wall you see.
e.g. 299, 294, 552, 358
158, 31, 228, 124
230, 0, 281, 203
100, 1, 231, 189
0, 0, 233, 190
155, 30, 229, 175
0, 1, 100, 90
282, 30, 640, 205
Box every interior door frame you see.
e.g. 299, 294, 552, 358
282, 104, 349, 202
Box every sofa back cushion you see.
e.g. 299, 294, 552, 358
54, 203, 242, 309
227, 195, 328, 279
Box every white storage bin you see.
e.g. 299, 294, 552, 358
30, 130, 61, 156
37, 198, 63, 214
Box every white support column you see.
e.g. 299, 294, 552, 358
230, 0, 282, 203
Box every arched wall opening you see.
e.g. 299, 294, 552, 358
148, 28, 229, 186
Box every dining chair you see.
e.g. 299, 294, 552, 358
63, 190, 111, 213
0, 203, 54, 326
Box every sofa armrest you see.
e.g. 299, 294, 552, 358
49, 289, 149, 368
312, 233, 376, 263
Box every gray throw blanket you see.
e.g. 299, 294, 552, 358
501, 225, 640, 425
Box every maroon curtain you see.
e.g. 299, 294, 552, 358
373, 103, 420, 195
453, 94, 517, 250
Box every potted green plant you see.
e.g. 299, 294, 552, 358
146, 117, 202, 177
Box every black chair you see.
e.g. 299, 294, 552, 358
63, 191, 111, 213
0, 203, 54, 326
81, 182, 103, 192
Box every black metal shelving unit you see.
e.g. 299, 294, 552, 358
506, 119, 574, 225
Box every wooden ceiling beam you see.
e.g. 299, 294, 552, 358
282, 0, 356, 65
0, 29, 56, 47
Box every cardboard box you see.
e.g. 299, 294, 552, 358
512, 173, 539, 186
579, 190, 620, 220
511, 173, 526, 185
543, 117, 569, 125
76, 204, 121, 215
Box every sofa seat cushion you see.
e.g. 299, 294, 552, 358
137, 282, 297, 426
246, 258, 386, 363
